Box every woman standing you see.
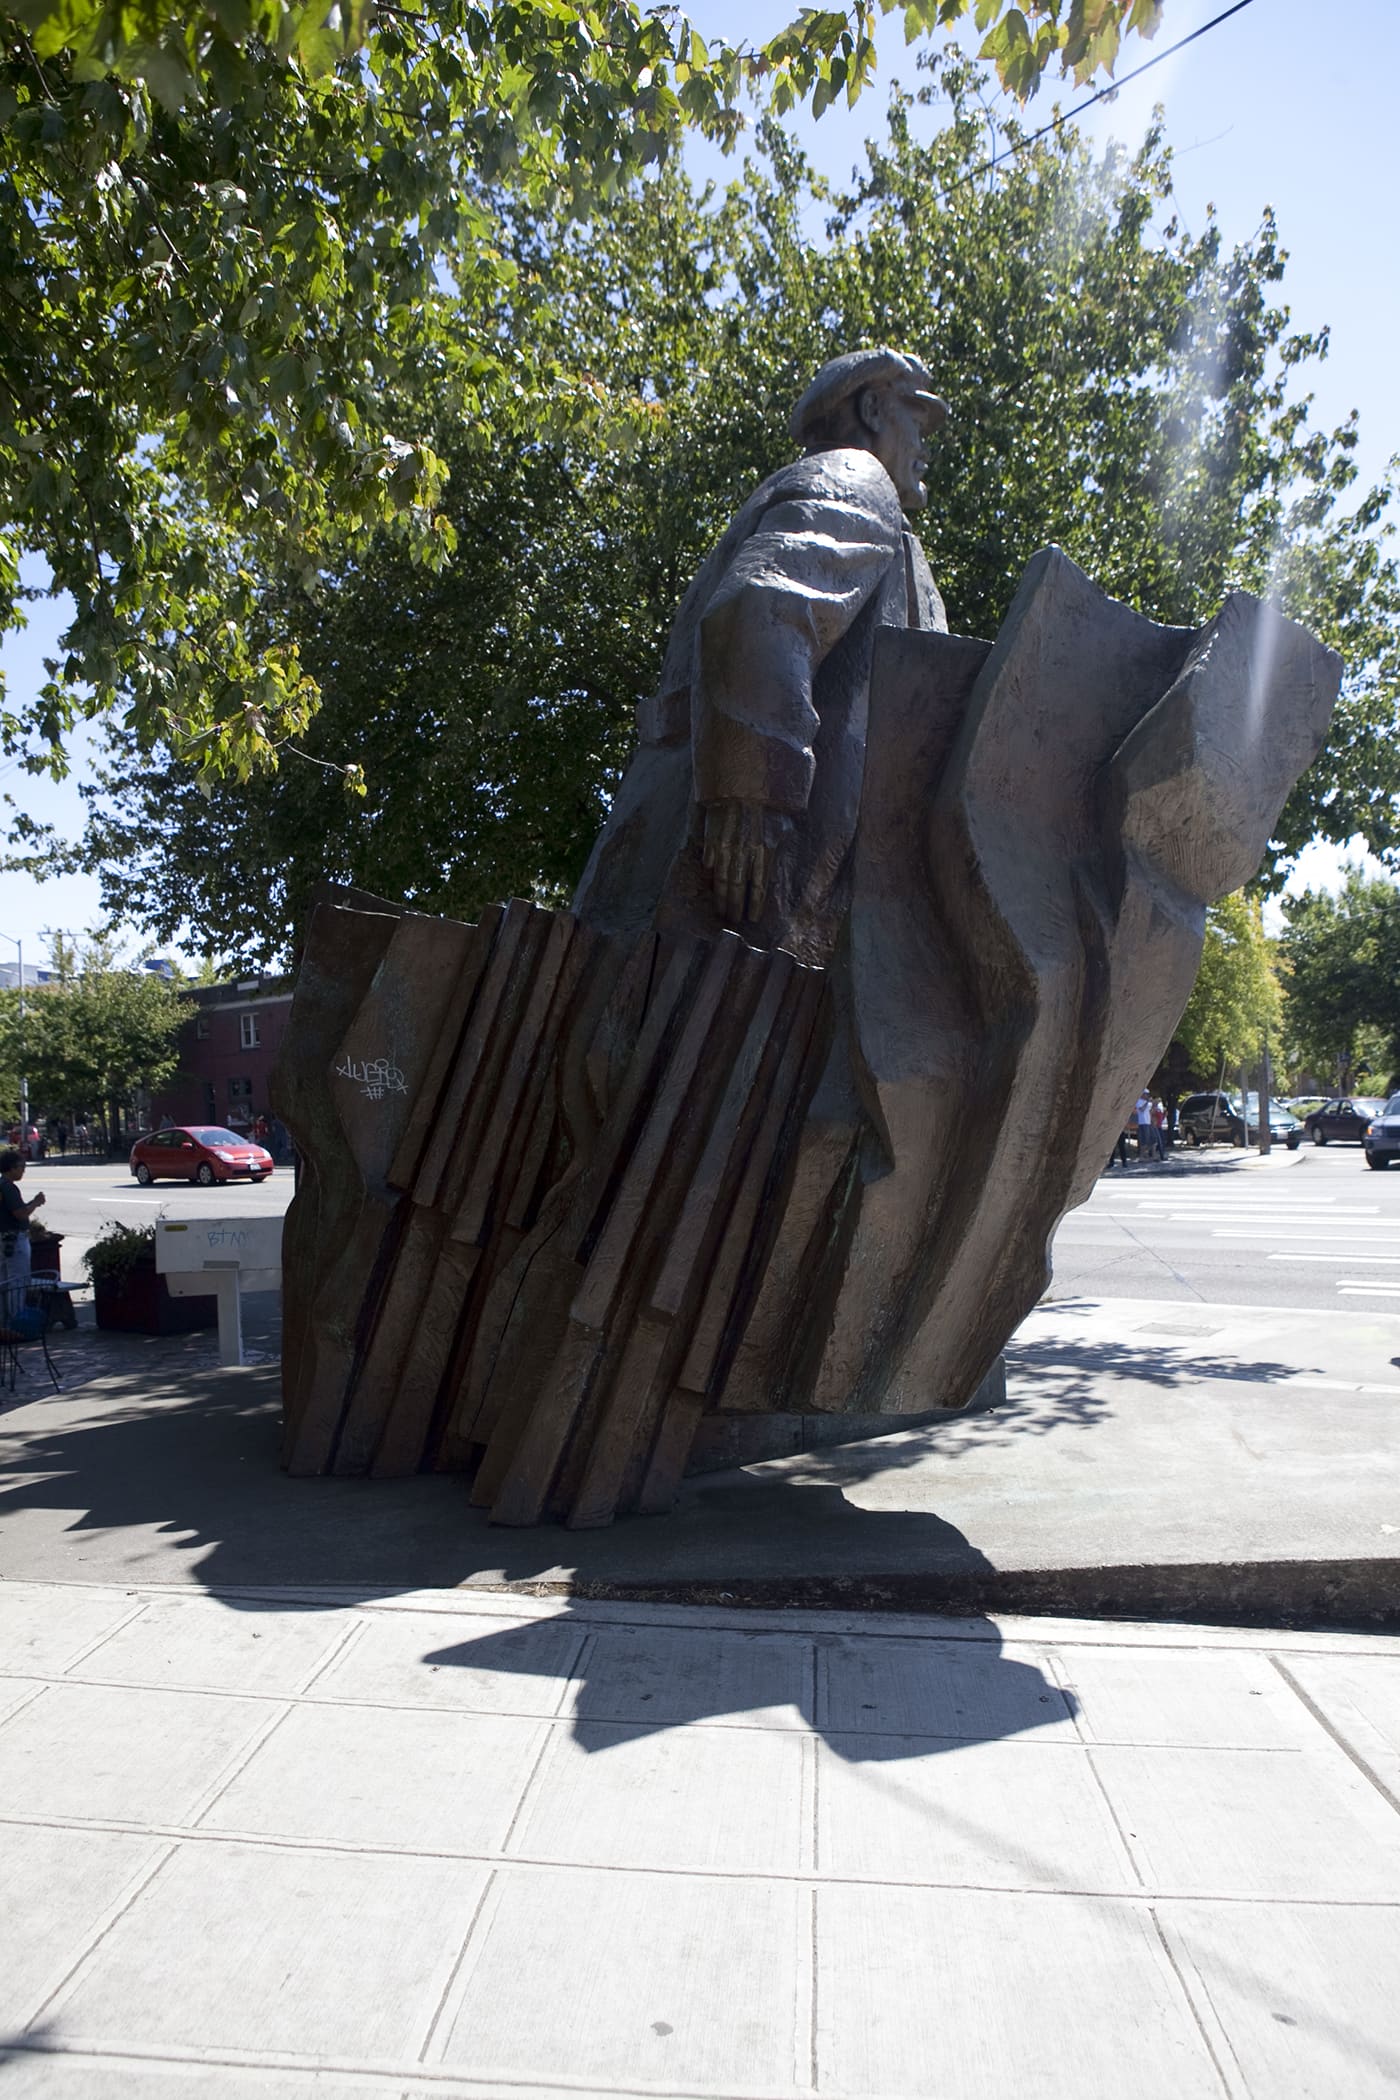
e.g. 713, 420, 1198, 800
0, 1148, 45, 1293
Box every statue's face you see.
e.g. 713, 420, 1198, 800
859, 384, 932, 511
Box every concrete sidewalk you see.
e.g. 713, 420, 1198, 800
1, 1577, 1399, 2097
4, 1292, 1399, 1622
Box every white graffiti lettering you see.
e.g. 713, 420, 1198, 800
335, 1050, 409, 1101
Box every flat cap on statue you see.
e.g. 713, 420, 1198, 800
790, 347, 949, 448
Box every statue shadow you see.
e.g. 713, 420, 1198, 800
413, 1592, 1076, 1768
0, 1361, 1086, 1775
0, 1360, 988, 1590
0, 1300, 1316, 1604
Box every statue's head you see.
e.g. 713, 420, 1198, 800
790, 348, 947, 512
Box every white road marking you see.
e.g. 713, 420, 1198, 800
1093, 1214, 1382, 1226
1267, 1252, 1400, 1263
1096, 1190, 1359, 1202
1086, 1217, 1384, 1229
1066, 1216, 1388, 1232
1198, 1216, 1389, 1228
1339, 1283, 1400, 1295
1215, 1231, 1400, 1245
1281, 1378, 1400, 1395
1091, 1209, 1376, 1226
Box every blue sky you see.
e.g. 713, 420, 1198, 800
3, 0, 1395, 965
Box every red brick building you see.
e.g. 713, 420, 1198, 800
151, 977, 295, 1136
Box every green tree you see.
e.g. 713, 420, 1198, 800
1, 0, 1167, 781
1280, 871, 1400, 1089
7, 0, 1167, 115
42, 62, 1398, 965
1172, 892, 1282, 1082
0, 932, 191, 1137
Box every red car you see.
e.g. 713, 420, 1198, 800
129, 1125, 274, 1187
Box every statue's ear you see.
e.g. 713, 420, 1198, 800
852, 384, 883, 438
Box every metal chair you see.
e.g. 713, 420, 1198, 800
29, 1265, 79, 1331
0, 1272, 61, 1396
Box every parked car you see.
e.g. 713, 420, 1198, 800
1301, 1098, 1387, 1146
129, 1125, 274, 1186
1175, 1092, 1303, 1149
1363, 1096, 1400, 1171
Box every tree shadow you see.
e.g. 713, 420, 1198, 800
1005, 1331, 1305, 1391
773, 1329, 1315, 1473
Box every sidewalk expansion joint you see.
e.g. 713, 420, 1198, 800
1269, 1653, 1400, 1817
19, 1841, 178, 2037
1147, 1907, 1246, 2099
3, 1810, 1399, 1906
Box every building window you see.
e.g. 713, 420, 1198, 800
196, 1016, 210, 1039
239, 1013, 260, 1050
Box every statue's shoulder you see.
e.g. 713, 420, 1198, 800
747, 446, 903, 533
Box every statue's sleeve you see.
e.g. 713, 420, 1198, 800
691, 475, 902, 814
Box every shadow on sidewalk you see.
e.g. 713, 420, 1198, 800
0, 1358, 1057, 1616
414, 1595, 1076, 1766
1, 1360, 1077, 1767
0, 1296, 1316, 1600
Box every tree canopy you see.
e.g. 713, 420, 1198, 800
1, 0, 1170, 782
35, 57, 1399, 965
1171, 891, 1281, 1082
0, 931, 191, 1125
1280, 871, 1400, 1091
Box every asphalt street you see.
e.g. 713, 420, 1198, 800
1050, 1141, 1400, 1313
22, 1136, 1400, 1318
19, 1156, 293, 1285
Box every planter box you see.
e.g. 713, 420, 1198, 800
93, 1262, 218, 1336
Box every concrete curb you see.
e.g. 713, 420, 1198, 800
448, 1556, 1400, 1631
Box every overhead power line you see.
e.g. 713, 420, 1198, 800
955, 0, 1259, 195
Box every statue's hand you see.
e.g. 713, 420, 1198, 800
702, 799, 793, 927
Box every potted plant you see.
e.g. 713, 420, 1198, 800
84, 1217, 218, 1335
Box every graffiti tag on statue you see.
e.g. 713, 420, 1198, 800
335, 1051, 409, 1104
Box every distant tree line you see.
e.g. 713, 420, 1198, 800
0, 935, 192, 1146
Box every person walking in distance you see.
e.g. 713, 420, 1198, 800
1151, 1095, 1169, 1158
1134, 1091, 1155, 1161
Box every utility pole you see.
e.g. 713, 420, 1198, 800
0, 932, 26, 1140
1258, 1037, 1272, 1155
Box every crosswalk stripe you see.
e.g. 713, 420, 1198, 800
1215, 1231, 1400, 1244
1091, 1201, 1376, 1218
1095, 1200, 1373, 1214
1196, 1215, 1383, 1225
1066, 1216, 1387, 1231
1267, 1252, 1400, 1263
